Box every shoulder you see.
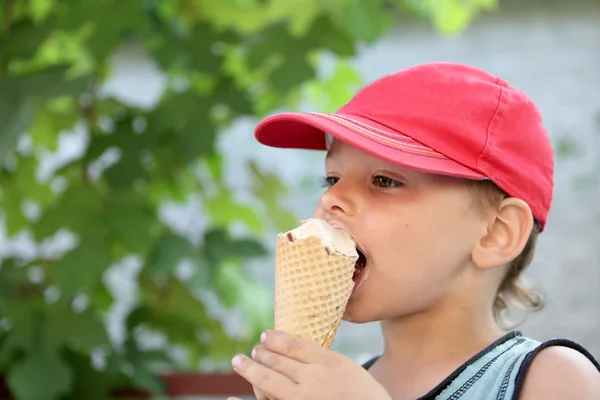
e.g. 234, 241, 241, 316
518, 345, 600, 399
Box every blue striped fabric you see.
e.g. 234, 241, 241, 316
435, 335, 538, 399
362, 331, 600, 400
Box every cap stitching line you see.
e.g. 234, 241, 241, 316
313, 113, 443, 155
312, 114, 447, 159
330, 114, 422, 143
314, 117, 452, 161
333, 114, 440, 152
312, 113, 448, 159
316, 113, 484, 175
476, 82, 504, 175
314, 115, 455, 161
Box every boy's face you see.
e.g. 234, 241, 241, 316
312, 139, 491, 323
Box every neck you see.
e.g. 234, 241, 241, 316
379, 266, 510, 369
370, 301, 508, 400
379, 298, 507, 371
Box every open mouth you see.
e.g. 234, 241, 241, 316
353, 248, 367, 281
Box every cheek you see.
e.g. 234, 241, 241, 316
311, 204, 321, 218
363, 219, 446, 295
405, 205, 476, 260
368, 213, 451, 270
360, 212, 473, 300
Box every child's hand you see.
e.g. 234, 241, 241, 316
229, 330, 391, 400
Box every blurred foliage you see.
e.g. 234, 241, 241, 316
0, 0, 496, 398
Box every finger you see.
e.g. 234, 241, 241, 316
252, 386, 273, 400
232, 353, 296, 399
252, 345, 304, 382
260, 330, 323, 363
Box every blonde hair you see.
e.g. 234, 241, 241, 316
466, 180, 545, 329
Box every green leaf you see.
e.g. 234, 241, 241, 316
33, 184, 104, 241
188, 0, 316, 35
63, 350, 116, 400
236, 279, 274, 336
137, 277, 207, 328
145, 93, 219, 168
7, 352, 72, 400
331, 0, 394, 43
84, 116, 154, 192
0, 259, 32, 299
209, 75, 254, 118
304, 15, 356, 57
147, 167, 198, 205
203, 153, 223, 182
0, 19, 54, 60
50, 234, 112, 296
147, 233, 202, 278
204, 187, 263, 231
149, 21, 234, 75
211, 261, 240, 307
0, 303, 37, 365
303, 59, 363, 112
0, 197, 29, 237
124, 306, 152, 333
0, 65, 93, 100
90, 281, 114, 311
48, 306, 110, 350
58, 0, 150, 63
120, 338, 168, 395
29, 0, 54, 23
0, 96, 34, 166
246, 26, 290, 71
105, 191, 158, 256
245, 25, 316, 96
270, 49, 315, 97
135, 277, 221, 360
249, 161, 297, 231
0, 155, 55, 235
29, 100, 78, 151
399, 0, 498, 34
203, 229, 267, 266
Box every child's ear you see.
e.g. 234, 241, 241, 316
471, 198, 534, 270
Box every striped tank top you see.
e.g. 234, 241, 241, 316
361, 331, 600, 400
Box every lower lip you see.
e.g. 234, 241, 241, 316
352, 267, 366, 287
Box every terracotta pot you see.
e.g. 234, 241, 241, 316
0, 373, 254, 398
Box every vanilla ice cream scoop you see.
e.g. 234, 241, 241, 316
286, 218, 358, 258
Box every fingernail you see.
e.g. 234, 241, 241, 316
251, 346, 258, 359
260, 330, 268, 343
232, 354, 243, 368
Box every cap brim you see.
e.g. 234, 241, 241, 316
255, 112, 485, 180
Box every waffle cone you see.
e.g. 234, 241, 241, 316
274, 233, 357, 348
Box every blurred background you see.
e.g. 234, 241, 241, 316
0, 0, 598, 399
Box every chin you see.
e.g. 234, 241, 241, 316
341, 300, 381, 324
342, 313, 375, 324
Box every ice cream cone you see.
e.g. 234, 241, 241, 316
274, 219, 358, 348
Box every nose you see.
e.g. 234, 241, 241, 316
315, 177, 357, 219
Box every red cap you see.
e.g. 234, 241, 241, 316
255, 62, 554, 231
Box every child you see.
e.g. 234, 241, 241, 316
229, 62, 600, 399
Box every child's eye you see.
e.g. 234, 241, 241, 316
372, 175, 403, 188
321, 176, 339, 188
